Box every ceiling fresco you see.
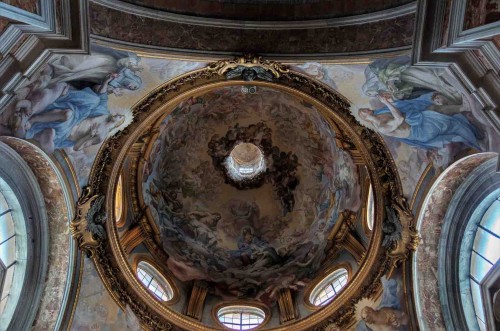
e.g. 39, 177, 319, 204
293, 59, 499, 198
0, 43, 497, 330
141, 86, 361, 302
0, 44, 207, 186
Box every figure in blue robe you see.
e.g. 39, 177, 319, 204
26, 87, 109, 149
373, 93, 480, 150
108, 67, 142, 91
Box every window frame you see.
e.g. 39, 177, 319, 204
132, 257, 179, 305
0, 177, 26, 323
212, 302, 271, 331
468, 196, 500, 329
303, 263, 352, 310
114, 174, 127, 228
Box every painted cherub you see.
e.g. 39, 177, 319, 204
360, 306, 409, 331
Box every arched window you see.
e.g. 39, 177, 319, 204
114, 175, 124, 227
469, 197, 500, 330
310, 268, 349, 306
136, 261, 174, 302
366, 184, 374, 231
217, 305, 266, 330
0, 177, 25, 318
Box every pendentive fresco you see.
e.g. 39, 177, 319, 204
0, 44, 497, 330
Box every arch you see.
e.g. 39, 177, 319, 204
439, 156, 499, 331
413, 152, 498, 331
0, 137, 79, 330
0, 140, 48, 330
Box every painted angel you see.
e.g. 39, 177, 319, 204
355, 277, 409, 331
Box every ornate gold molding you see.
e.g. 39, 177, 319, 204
386, 196, 419, 264
71, 56, 417, 330
185, 282, 208, 321
277, 288, 299, 324
120, 225, 145, 254
207, 54, 290, 80
70, 187, 105, 257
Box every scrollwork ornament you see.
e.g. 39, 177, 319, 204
70, 187, 107, 257
387, 196, 419, 264
75, 56, 418, 331
208, 54, 290, 81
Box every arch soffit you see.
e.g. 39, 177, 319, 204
413, 152, 498, 331
0, 137, 79, 330
0, 139, 49, 330
439, 157, 500, 331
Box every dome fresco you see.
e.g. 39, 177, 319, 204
1, 0, 500, 328
141, 85, 361, 302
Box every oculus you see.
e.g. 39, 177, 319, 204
136, 261, 174, 302
216, 305, 266, 330
225, 143, 266, 181
309, 268, 349, 306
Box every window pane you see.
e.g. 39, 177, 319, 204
0, 191, 9, 213
114, 175, 123, 224
470, 279, 486, 323
218, 306, 266, 330
470, 251, 493, 282
480, 199, 500, 234
0, 236, 16, 266
311, 268, 349, 306
477, 317, 487, 331
473, 228, 500, 264
0, 212, 15, 243
0, 296, 7, 315
366, 184, 374, 230
136, 262, 173, 302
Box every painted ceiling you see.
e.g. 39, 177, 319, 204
0, 42, 497, 329
141, 85, 361, 302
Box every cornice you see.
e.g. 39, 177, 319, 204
0, 0, 89, 109
411, 0, 500, 134
92, 0, 417, 30
88, 1, 414, 60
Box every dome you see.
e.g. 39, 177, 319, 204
70, 59, 417, 330
140, 85, 360, 302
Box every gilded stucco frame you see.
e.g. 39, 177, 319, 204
70, 56, 418, 330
